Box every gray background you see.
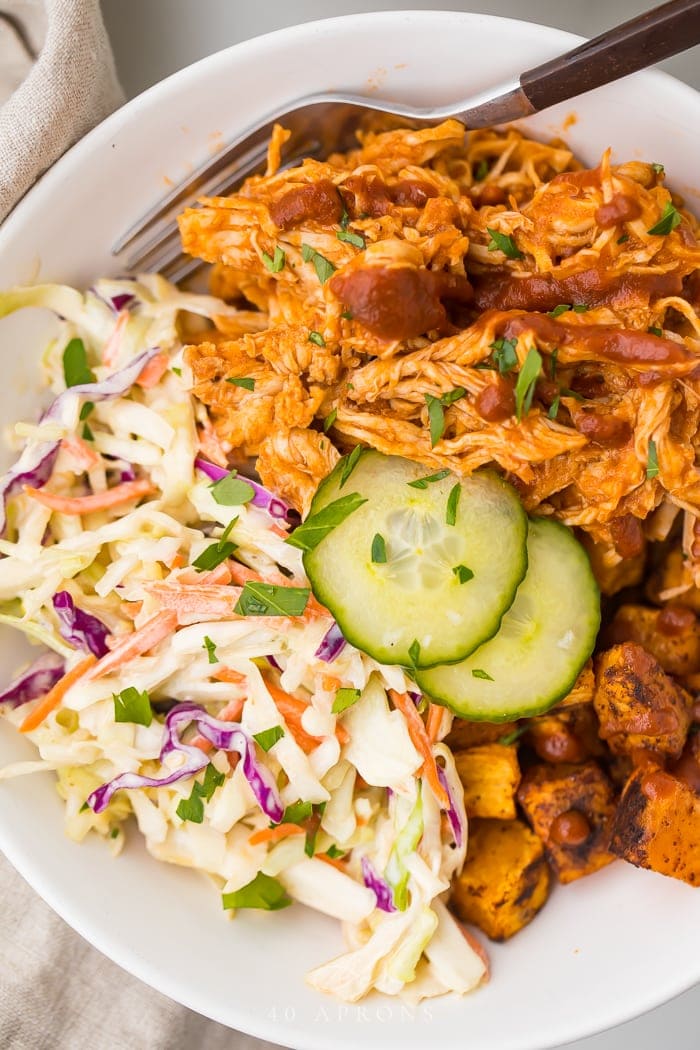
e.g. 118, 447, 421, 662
98, 2, 699, 1048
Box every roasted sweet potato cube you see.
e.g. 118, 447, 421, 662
581, 534, 645, 596
450, 819, 551, 941
527, 703, 605, 765
453, 744, 521, 819
610, 764, 700, 886
555, 661, 595, 708
646, 547, 700, 612
446, 719, 517, 750
594, 643, 692, 759
517, 762, 616, 883
606, 604, 700, 677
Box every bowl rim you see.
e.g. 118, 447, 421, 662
0, 10, 699, 1048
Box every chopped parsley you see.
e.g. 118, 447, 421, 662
82, 422, 94, 441
262, 246, 286, 272
308, 331, 326, 347
203, 636, 218, 664
325, 844, 346, 859
549, 303, 588, 318
253, 725, 285, 751
647, 438, 659, 479
113, 686, 152, 727
192, 518, 238, 572
222, 872, 291, 911
547, 395, 561, 420
408, 639, 421, 666
371, 533, 387, 563
474, 159, 489, 181
283, 800, 313, 823
341, 310, 353, 320
446, 483, 461, 526
617, 233, 630, 245
63, 338, 95, 388
514, 347, 543, 420
332, 687, 361, 714
648, 326, 663, 337
176, 763, 225, 823
425, 394, 445, 446
339, 444, 363, 488
408, 469, 450, 489
486, 227, 524, 260
323, 408, 337, 433
471, 669, 494, 681
498, 724, 528, 746
210, 471, 255, 507
226, 376, 255, 390
336, 228, 366, 249
234, 582, 310, 617
285, 492, 367, 552
301, 243, 336, 283
652, 162, 665, 175
490, 336, 518, 373
452, 564, 474, 584
647, 201, 681, 236
572, 303, 588, 313
441, 386, 467, 406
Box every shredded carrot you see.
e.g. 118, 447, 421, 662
25, 478, 154, 515
120, 601, 143, 620
266, 681, 349, 749
426, 703, 445, 744
213, 667, 247, 685
136, 351, 170, 388
175, 562, 232, 586
60, 434, 101, 471
317, 852, 347, 872
169, 553, 186, 570
389, 690, 449, 807
248, 823, 305, 846
146, 582, 241, 625
322, 675, 342, 692
102, 310, 130, 367
20, 655, 96, 733
85, 609, 177, 680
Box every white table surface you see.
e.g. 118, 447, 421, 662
97, 3, 700, 1048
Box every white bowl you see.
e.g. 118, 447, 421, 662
0, 11, 698, 1049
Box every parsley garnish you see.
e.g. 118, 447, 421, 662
486, 227, 524, 260
341, 310, 353, 320
408, 469, 450, 489
323, 408, 337, 433
547, 395, 560, 420
110, 828, 120, 839
308, 331, 326, 347
332, 687, 361, 714
113, 686, 152, 727
371, 533, 387, 563
82, 422, 94, 441
572, 303, 588, 313
203, 636, 218, 664
210, 471, 255, 507
490, 336, 518, 373
283, 800, 313, 823
441, 386, 467, 406
446, 483, 460, 526
326, 844, 346, 859
285, 492, 367, 552
652, 162, 665, 175
474, 159, 489, 181
548, 304, 569, 318
222, 872, 291, 911
301, 243, 336, 283
452, 564, 474, 584
408, 639, 421, 666
425, 394, 445, 446
176, 763, 225, 823
498, 725, 528, 746
647, 438, 659, 479
648, 326, 662, 336
235, 582, 309, 617
253, 725, 285, 751
549, 348, 559, 379
192, 518, 238, 572
514, 347, 543, 420
226, 376, 255, 390
63, 338, 95, 388
262, 246, 286, 272
647, 201, 681, 236
80, 401, 94, 421
617, 233, 630, 245
471, 669, 494, 681
336, 228, 365, 249
339, 445, 363, 488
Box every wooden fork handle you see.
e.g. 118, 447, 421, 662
520, 0, 700, 111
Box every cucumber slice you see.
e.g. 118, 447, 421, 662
302, 450, 527, 667
416, 518, 600, 720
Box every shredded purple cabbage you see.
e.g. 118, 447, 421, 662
42, 348, 161, 425
0, 440, 59, 533
52, 591, 110, 658
0, 652, 64, 708
361, 856, 396, 913
88, 701, 284, 822
90, 287, 136, 313
120, 466, 136, 483
195, 457, 295, 523
437, 765, 464, 848
408, 691, 422, 706
314, 622, 346, 663
266, 654, 282, 671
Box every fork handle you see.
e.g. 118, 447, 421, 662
520, 0, 700, 111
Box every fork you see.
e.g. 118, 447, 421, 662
115, 0, 700, 283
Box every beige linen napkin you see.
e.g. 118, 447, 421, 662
0, 4, 278, 1047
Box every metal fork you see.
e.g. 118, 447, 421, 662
115, 0, 700, 283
